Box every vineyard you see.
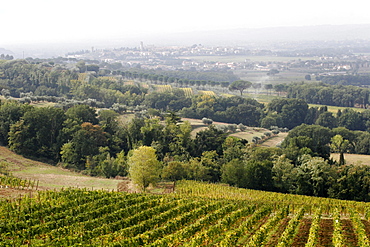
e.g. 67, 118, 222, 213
1, 180, 370, 246
155, 85, 173, 93
199, 90, 216, 96
180, 88, 193, 98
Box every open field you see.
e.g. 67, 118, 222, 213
0, 146, 120, 191
331, 153, 370, 166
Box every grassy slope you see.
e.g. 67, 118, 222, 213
0, 146, 120, 191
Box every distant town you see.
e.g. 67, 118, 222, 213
65, 41, 370, 77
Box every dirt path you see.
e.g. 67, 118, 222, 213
261, 132, 288, 147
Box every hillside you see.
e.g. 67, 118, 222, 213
1, 180, 369, 246
0, 146, 120, 195
184, 117, 287, 145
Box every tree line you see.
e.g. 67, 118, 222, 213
285, 81, 370, 108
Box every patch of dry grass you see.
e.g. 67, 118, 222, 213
0, 147, 121, 191
331, 153, 370, 165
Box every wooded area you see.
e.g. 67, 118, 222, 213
1, 59, 370, 201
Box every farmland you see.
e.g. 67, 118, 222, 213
1, 180, 370, 246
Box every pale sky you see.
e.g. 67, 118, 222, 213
1, 0, 370, 46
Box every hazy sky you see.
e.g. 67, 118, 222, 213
1, 0, 370, 46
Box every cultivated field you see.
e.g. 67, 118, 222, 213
1, 180, 369, 246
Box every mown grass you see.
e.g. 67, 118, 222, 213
0, 147, 120, 191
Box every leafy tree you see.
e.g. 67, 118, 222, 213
282, 124, 332, 160
260, 113, 283, 129
0, 100, 32, 145
229, 80, 252, 96
337, 109, 365, 131
329, 164, 370, 202
8, 107, 66, 160
76, 61, 86, 73
86, 64, 99, 73
194, 125, 228, 156
354, 131, 370, 154
140, 118, 164, 146
199, 150, 222, 182
60, 122, 107, 170
88, 149, 127, 178
315, 111, 337, 128
128, 146, 162, 191
280, 99, 309, 129
221, 159, 246, 187
264, 84, 273, 94
162, 161, 187, 181
293, 155, 334, 197
244, 160, 274, 191
222, 136, 247, 162
273, 83, 288, 96
65, 104, 98, 124
267, 69, 279, 76
183, 157, 210, 181
272, 155, 295, 193
330, 135, 350, 166
202, 117, 213, 125
223, 103, 263, 126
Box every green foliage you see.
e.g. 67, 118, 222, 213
293, 155, 334, 197
229, 80, 252, 96
162, 161, 187, 181
268, 98, 309, 129
286, 81, 370, 108
194, 125, 228, 156
60, 122, 107, 170
128, 146, 162, 191
329, 164, 370, 202
330, 135, 350, 165
282, 124, 332, 160
244, 159, 273, 190
65, 104, 98, 124
272, 155, 295, 193
221, 159, 246, 187
8, 106, 66, 160
0, 100, 32, 145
